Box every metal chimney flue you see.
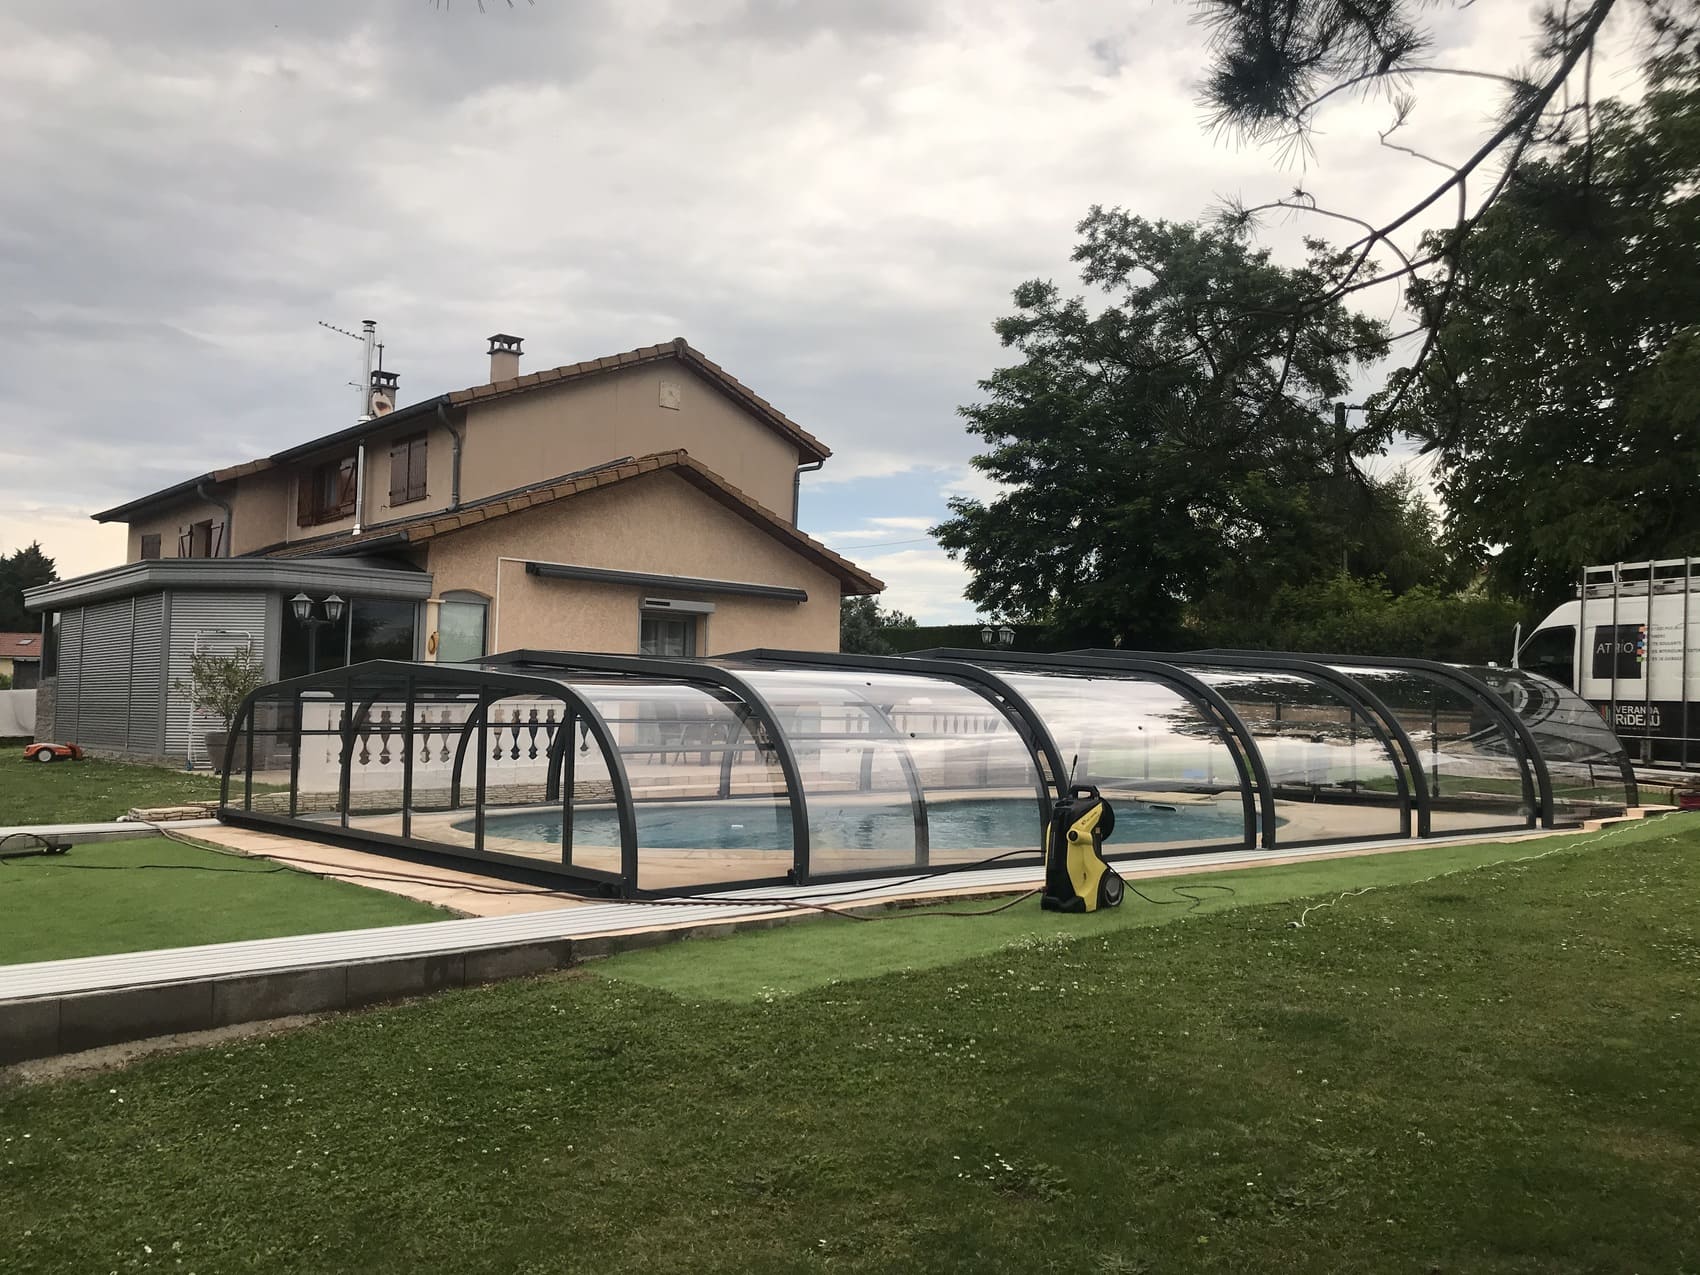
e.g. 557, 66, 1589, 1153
488, 333, 523, 383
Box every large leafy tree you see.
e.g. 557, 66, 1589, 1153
1196, 1, 1697, 413
934, 210, 1391, 646
1382, 55, 1700, 607
839, 596, 917, 655
0, 543, 57, 632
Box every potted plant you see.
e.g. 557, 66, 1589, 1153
174, 648, 264, 772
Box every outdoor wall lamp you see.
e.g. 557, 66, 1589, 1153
980, 623, 1015, 648
290, 593, 346, 675
290, 592, 346, 625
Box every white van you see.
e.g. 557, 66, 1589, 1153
1517, 559, 1700, 766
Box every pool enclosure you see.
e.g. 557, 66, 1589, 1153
218, 647, 1637, 897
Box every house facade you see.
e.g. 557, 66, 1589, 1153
27, 336, 881, 762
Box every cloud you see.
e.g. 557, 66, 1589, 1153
0, 0, 1641, 589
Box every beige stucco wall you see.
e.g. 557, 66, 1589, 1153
423, 470, 842, 655
457, 362, 804, 518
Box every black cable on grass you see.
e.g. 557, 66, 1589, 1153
28, 824, 1234, 927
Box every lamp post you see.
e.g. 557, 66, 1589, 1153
980, 623, 1015, 649
290, 593, 345, 674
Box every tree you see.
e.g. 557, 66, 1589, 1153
934, 211, 1389, 647
1382, 56, 1700, 608
1196, 1, 1697, 418
173, 648, 264, 733
839, 596, 917, 655
0, 543, 57, 632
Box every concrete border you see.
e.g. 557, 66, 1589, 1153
0, 813, 1666, 1067
0, 908, 804, 1066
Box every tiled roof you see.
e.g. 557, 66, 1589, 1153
94, 337, 830, 521
449, 338, 831, 463
254, 451, 884, 596
0, 632, 41, 660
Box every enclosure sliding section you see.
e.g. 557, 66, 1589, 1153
919, 650, 1270, 856
722, 660, 1052, 880
1078, 651, 1421, 845
220, 660, 638, 895
1465, 664, 1636, 819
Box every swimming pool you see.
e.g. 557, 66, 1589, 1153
469, 795, 1246, 853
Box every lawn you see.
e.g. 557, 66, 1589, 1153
0, 836, 449, 964
0, 751, 229, 825
2, 818, 1697, 1272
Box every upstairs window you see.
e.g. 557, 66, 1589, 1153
177, 519, 224, 559
297, 456, 358, 526
139, 534, 161, 560
389, 434, 427, 507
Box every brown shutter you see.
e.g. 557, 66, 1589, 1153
297, 472, 315, 526
389, 443, 407, 507
407, 436, 427, 502
335, 457, 357, 514
178, 527, 193, 557
210, 521, 226, 557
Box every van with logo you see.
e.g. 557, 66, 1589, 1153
1516, 559, 1700, 767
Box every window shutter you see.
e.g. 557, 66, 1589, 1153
389, 443, 407, 507
297, 473, 315, 526
210, 521, 226, 557
407, 437, 427, 502
335, 458, 358, 514
178, 527, 192, 557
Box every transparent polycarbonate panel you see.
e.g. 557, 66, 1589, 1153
561, 677, 793, 890
292, 689, 350, 824
233, 692, 297, 815
1177, 665, 1406, 843
991, 670, 1251, 852
340, 681, 411, 840
470, 692, 588, 868
1327, 665, 1532, 831
732, 667, 1049, 874
1466, 665, 1633, 818
404, 685, 486, 838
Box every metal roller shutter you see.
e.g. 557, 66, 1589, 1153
129, 594, 166, 755
166, 592, 267, 762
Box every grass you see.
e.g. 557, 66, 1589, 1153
3, 818, 1698, 1272
600, 819, 1676, 1001
0, 836, 449, 964
0, 752, 230, 825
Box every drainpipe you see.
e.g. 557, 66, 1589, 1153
437, 401, 463, 510
195, 479, 234, 557
793, 458, 824, 524
353, 440, 366, 536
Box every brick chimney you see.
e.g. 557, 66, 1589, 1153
369, 369, 399, 416
487, 334, 523, 383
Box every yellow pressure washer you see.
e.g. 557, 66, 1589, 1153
1041, 784, 1125, 913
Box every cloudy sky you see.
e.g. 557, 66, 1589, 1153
0, 1, 1644, 620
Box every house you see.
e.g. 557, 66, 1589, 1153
25, 335, 882, 762
0, 633, 42, 690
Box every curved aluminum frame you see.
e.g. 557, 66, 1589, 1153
1244, 651, 1556, 829
726, 648, 1073, 804
220, 660, 642, 893
481, 649, 818, 882
1080, 649, 1428, 838
916, 648, 1275, 852
1460, 663, 1637, 811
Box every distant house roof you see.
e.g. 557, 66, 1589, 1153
251, 449, 884, 597
0, 633, 41, 661
93, 338, 830, 522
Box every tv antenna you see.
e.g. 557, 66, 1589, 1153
318, 318, 378, 419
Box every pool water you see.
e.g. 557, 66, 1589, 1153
471, 795, 1244, 852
